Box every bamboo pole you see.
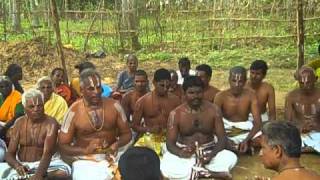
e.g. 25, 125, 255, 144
50, 0, 68, 83
3, 0, 7, 41
297, 0, 304, 69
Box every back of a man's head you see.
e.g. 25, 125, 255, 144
262, 121, 301, 158
119, 147, 161, 180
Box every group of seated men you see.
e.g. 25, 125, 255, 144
0, 55, 319, 180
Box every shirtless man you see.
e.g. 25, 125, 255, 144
168, 70, 184, 100
121, 69, 149, 122
285, 66, 320, 153
0, 89, 71, 180
161, 76, 237, 180
214, 66, 262, 153
132, 68, 181, 155
196, 64, 220, 102
246, 60, 276, 122
259, 121, 320, 180
58, 69, 132, 180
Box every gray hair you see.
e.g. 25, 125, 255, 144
22, 89, 44, 107
36, 76, 53, 89
79, 69, 101, 87
262, 121, 301, 158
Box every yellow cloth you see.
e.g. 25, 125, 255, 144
71, 78, 81, 96
45, 93, 68, 124
0, 90, 21, 122
135, 132, 166, 156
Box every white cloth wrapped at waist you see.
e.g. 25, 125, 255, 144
301, 131, 320, 153
0, 157, 71, 180
223, 118, 261, 144
161, 141, 238, 180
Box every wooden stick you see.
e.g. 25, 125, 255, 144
296, 0, 304, 69
50, 0, 68, 83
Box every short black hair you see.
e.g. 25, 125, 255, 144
153, 68, 170, 82
250, 60, 268, 75
51, 67, 64, 77
119, 147, 161, 180
75, 61, 96, 73
196, 64, 212, 78
182, 76, 204, 92
229, 66, 247, 80
178, 57, 191, 67
4, 64, 22, 78
262, 121, 301, 158
135, 69, 148, 79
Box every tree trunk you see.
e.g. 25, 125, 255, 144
297, 0, 304, 69
30, 0, 40, 27
12, 0, 22, 32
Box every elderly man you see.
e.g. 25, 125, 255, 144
121, 69, 149, 122
161, 76, 237, 180
58, 69, 132, 180
245, 60, 276, 122
37, 76, 68, 124
285, 66, 320, 153
196, 64, 220, 102
0, 89, 71, 180
132, 68, 181, 156
259, 121, 320, 180
214, 66, 262, 153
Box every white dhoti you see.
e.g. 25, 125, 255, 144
160, 143, 237, 180
248, 112, 269, 123
223, 118, 261, 144
72, 158, 113, 180
301, 131, 320, 153
0, 139, 7, 162
0, 158, 71, 180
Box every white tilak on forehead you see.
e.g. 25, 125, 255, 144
88, 76, 95, 87
114, 102, 127, 123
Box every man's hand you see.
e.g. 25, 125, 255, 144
239, 140, 249, 153
85, 139, 102, 154
202, 150, 215, 164
15, 165, 29, 176
301, 121, 317, 133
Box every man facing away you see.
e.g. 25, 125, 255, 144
259, 121, 320, 180
0, 89, 71, 180
245, 60, 276, 122
214, 66, 262, 153
285, 66, 320, 153
176, 57, 196, 85
58, 69, 132, 180
132, 68, 181, 156
196, 64, 220, 103
161, 76, 237, 180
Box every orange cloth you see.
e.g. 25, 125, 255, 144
0, 90, 22, 122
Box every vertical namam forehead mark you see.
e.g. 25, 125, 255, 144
61, 110, 75, 133
114, 102, 127, 123
88, 75, 101, 88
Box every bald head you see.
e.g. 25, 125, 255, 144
296, 66, 316, 79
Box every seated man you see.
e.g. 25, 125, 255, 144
161, 76, 237, 180
121, 69, 149, 122
259, 121, 320, 180
168, 70, 184, 100
285, 66, 320, 153
176, 57, 196, 85
118, 147, 161, 180
58, 69, 132, 180
37, 76, 68, 125
51, 67, 78, 106
132, 68, 181, 156
245, 60, 276, 122
196, 64, 220, 102
0, 89, 71, 180
214, 66, 262, 153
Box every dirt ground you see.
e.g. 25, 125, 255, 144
1, 39, 319, 179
